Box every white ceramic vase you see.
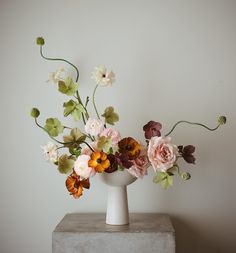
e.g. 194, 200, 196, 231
99, 170, 137, 225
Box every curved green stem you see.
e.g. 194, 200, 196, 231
165, 120, 220, 136
92, 84, 100, 119
40, 46, 79, 81
35, 119, 74, 145
40, 45, 88, 125
82, 141, 95, 152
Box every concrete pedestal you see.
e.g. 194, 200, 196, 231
52, 213, 175, 253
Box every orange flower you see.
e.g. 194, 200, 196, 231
118, 137, 141, 159
88, 151, 110, 173
65, 171, 90, 199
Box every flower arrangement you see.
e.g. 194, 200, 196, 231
31, 37, 226, 199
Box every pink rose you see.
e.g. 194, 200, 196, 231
74, 155, 96, 179
128, 148, 150, 178
85, 118, 104, 136
148, 136, 178, 172
99, 128, 121, 145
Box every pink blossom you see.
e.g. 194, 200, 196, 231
128, 148, 150, 178
99, 128, 121, 145
74, 155, 96, 179
148, 136, 178, 172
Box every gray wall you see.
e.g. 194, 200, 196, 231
1, 0, 235, 252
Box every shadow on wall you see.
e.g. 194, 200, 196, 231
171, 216, 219, 253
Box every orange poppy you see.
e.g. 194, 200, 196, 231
88, 151, 110, 173
118, 137, 141, 159
65, 171, 90, 199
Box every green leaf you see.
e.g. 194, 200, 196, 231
58, 77, 78, 96
63, 100, 85, 121
97, 136, 112, 153
153, 172, 173, 189
58, 154, 74, 174
44, 118, 64, 137
63, 128, 86, 148
101, 106, 119, 125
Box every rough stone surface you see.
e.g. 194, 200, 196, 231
52, 213, 175, 253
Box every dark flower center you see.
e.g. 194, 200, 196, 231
97, 158, 102, 163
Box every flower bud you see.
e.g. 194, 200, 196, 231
181, 172, 191, 181
36, 37, 45, 45
217, 116, 227, 125
31, 108, 40, 118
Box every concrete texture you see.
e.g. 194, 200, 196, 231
52, 213, 175, 253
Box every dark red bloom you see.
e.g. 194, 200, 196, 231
105, 154, 118, 173
115, 152, 133, 169
143, 121, 162, 139
178, 145, 196, 164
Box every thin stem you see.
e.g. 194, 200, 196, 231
165, 120, 220, 136
40, 45, 88, 125
40, 46, 79, 81
92, 84, 100, 119
82, 141, 94, 152
35, 119, 74, 146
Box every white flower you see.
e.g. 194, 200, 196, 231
91, 65, 115, 86
85, 118, 105, 136
74, 155, 96, 179
41, 142, 58, 163
47, 68, 64, 84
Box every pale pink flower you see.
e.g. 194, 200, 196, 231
41, 142, 58, 163
74, 155, 96, 179
99, 128, 121, 145
148, 136, 178, 172
85, 118, 104, 136
128, 148, 150, 178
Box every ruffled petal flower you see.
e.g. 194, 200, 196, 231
47, 68, 64, 84
91, 65, 115, 86
41, 142, 58, 163
74, 155, 96, 179
85, 118, 105, 137
148, 136, 178, 172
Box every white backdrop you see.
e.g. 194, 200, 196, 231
1, 0, 236, 252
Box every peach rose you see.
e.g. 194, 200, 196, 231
148, 136, 178, 172
128, 148, 150, 178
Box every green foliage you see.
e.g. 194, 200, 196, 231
97, 136, 112, 153
153, 172, 173, 189
63, 128, 86, 149
58, 154, 74, 174
44, 118, 64, 137
101, 106, 119, 125
58, 77, 78, 96
63, 100, 85, 121
30, 108, 40, 118
36, 37, 45, 45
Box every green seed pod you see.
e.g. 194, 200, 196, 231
218, 116, 227, 125
31, 108, 40, 118
181, 172, 191, 181
36, 37, 45, 45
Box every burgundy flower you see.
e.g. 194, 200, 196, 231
105, 154, 118, 173
143, 121, 162, 139
115, 152, 133, 169
178, 145, 196, 164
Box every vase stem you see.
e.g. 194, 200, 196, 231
106, 185, 129, 225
